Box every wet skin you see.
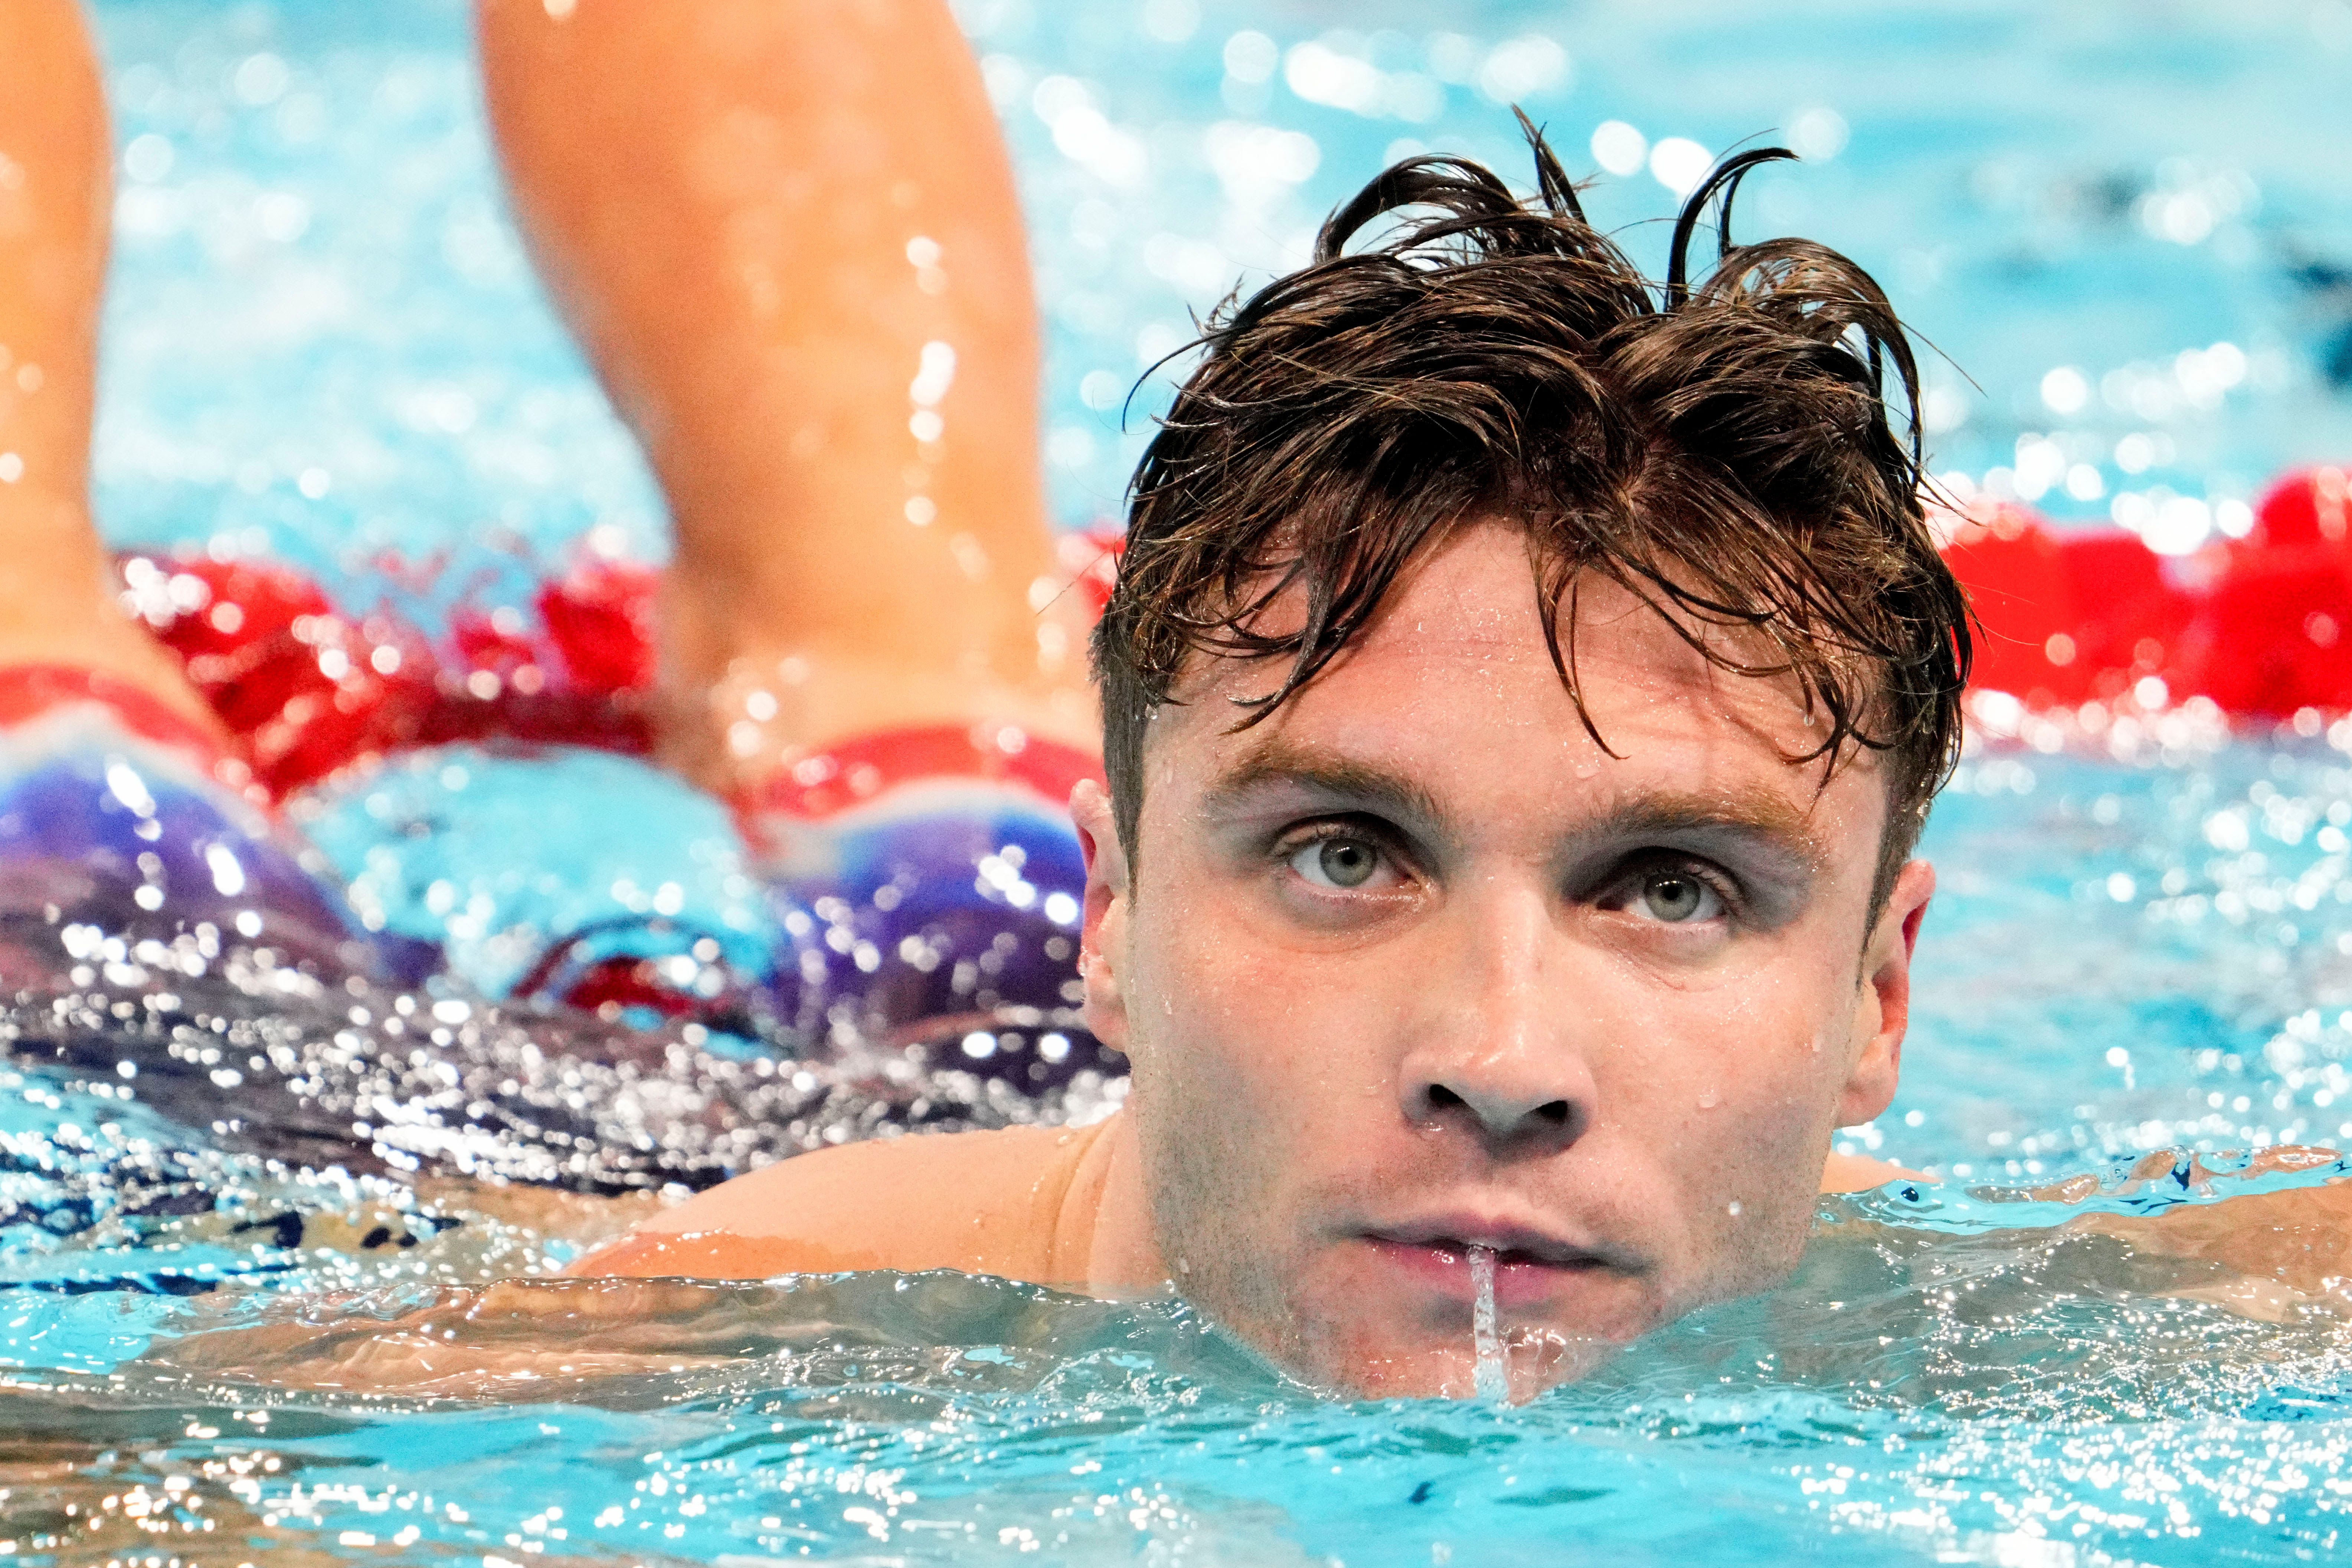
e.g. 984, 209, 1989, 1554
579, 517, 1933, 1399
1070, 520, 1935, 1399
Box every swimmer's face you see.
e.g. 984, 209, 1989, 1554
1073, 521, 1932, 1398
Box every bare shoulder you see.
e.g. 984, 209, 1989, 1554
570, 1122, 1104, 1283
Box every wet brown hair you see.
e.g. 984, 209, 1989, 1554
1092, 120, 1970, 917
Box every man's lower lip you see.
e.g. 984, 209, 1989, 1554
1361, 1237, 1596, 1306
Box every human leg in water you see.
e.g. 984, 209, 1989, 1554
0, 4, 1098, 1281
0, 0, 1111, 1076
477, 0, 1111, 1083
0, 0, 406, 988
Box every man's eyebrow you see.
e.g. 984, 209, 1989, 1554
1579, 788, 1832, 868
1198, 740, 1448, 827
1586, 787, 1816, 840
1201, 741, 1834, 863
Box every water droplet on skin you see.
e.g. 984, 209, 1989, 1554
1697, 1088, 1719, 1109
1572, 761, 1599, 780
1727, 1200, 1743, 1217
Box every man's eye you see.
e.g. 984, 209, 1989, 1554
1634, 869, 1724, 924
1289, 836, 1382, 890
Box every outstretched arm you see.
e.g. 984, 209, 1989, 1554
2062, 1146, 2352, 1317
1821, 1150, 1929, 1192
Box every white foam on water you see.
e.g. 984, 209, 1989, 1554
1469, 1244, 1506, 1400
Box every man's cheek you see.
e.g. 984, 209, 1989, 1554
1125, 906, 1274, 1106
1146, 898, 1299, 1033
1619, 1003, 1838, 1258
1705, 1028, 1851, 1268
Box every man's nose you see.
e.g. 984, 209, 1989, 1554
1413, 1070, 1586, 1144
1398, 883, 1596, 1148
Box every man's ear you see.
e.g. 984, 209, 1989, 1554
1836, 858, 1935, 1127
1068, 779, 1131, 1053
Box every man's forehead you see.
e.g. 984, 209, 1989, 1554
1159, 527, 1821, 753
1146, 524, 1888, 842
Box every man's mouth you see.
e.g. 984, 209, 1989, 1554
1356, 1215, 1638, 1309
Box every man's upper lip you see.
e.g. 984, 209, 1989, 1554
1362, 1212, 1638, 1270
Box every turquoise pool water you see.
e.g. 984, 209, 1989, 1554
7, 0, 2352, 1562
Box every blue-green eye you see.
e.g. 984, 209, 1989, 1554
1291, 836, 1380, 890
1635, 869, 1722, 923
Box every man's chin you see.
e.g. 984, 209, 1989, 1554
1218, 1267, 1648, 1400
1260, 1319, 1624, 1402
1230, 1237, 1656, 1395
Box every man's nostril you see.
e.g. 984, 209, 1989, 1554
1422, 1086, 1576, 1135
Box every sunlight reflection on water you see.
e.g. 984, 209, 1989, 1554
4, 0, 2349, 1561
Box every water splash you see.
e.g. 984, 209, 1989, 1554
1469, 1244, 1506, 1401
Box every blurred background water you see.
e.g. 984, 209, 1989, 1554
5, 1, 2352, 1563
87, 0, 2352, 596
74, 0, 2352, 1176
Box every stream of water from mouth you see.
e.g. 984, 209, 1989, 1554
1469, 1244, 1505, 1400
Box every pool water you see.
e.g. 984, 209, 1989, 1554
6, 0, 2352, 1562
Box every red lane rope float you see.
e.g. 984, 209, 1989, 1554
120, 552, 442, 799
119, 527, 1131, 803
120, 480, 2352, 801
1939, 465, 2352, 720
441, 558, 661, 755
1936, 506, 2191, 709
1057, 526, 1124, 621
120, 550, 661, 799
148, 476, 2352, 795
